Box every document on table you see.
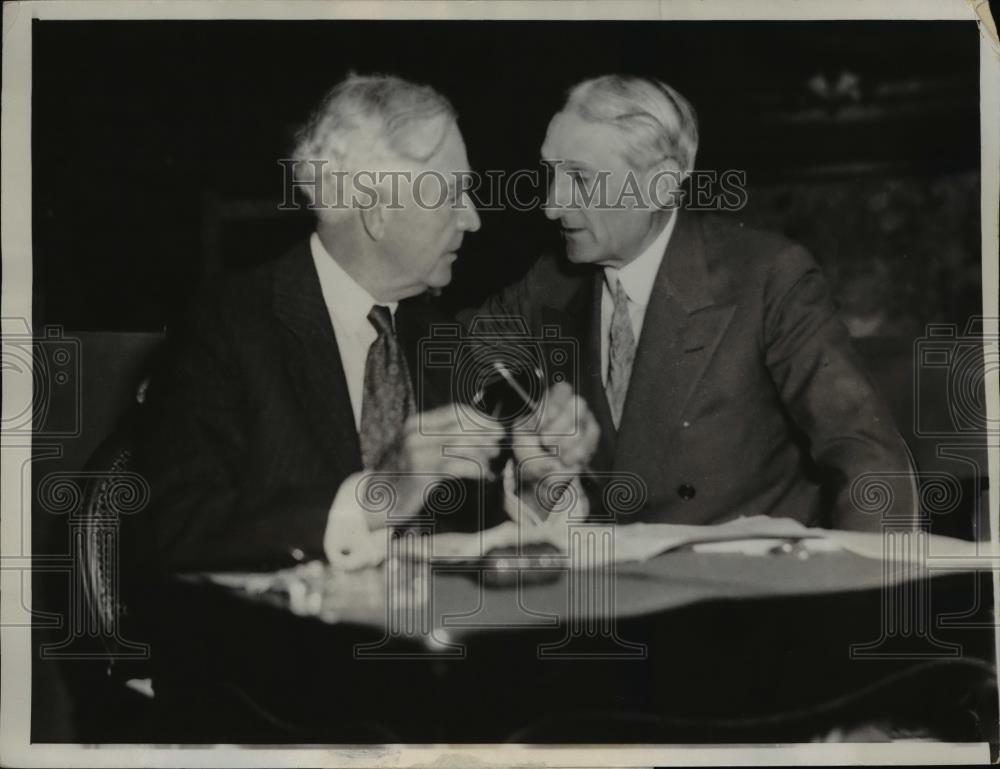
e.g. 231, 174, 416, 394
424, 515, 820, 563
202, 517, 985, 586
609, 516, 819, 562
426, 515, 983, 565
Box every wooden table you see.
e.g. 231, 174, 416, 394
141, 538, 997, 744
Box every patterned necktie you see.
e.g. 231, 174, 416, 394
605, 275, 636, 430
360, 305, 415, 470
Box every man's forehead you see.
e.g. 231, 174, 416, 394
422, 120, 470, 170
541, 111, 631, 168
374, 115, 467, 172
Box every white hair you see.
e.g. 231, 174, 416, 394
563, 74, 699, 175
291, 72, 456, 208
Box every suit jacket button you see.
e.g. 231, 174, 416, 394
677, 484, 696, 500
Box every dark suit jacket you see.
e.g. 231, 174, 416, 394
462, 211, 917, 531
135, 241, 500, 573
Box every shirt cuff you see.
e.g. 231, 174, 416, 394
323, 472, 385, 571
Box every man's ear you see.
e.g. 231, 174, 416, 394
647, 157, 684, 209
360, 201, 387, 241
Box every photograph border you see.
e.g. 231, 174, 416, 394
3, 1, 998, 766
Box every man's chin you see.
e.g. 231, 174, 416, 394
426, 266, 453, 291
564, 244, 596, 265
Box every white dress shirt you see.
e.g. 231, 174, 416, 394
310, 232, 397, 431
310, 233, 399, 569
600, 212, 678, 386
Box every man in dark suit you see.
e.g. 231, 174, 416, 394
136, 74, 563, 573
466, 75, 917, 531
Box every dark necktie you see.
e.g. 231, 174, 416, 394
359, 305, 415, 470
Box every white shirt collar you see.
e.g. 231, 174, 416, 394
309, 232, 397, 335
604, 210, 678, 307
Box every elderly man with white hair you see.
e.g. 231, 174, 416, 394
136, 73, 594, 573
467, 74, 918, 531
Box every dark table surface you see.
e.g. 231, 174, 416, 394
142, 540, 998, 744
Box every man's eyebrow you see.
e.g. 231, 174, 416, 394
541, 157, 591, 170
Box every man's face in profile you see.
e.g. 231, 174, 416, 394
541, 110, 661, 269
379, 118, 481, 296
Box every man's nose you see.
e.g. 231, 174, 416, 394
543, 175, 573, 220
543, 187, 560, 220
458, 199, 481, 233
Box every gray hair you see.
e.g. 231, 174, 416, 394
291, 73, 457, 205
563, 74, 699, 174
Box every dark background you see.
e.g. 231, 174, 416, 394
29, 19, 990, 742
33, 20, 981, 333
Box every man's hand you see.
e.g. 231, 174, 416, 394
326, 404, 503, 570
360, 403, 503, 526
512, 381, 599, 475
510, 382, 599, 516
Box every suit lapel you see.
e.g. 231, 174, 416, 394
541, 274, 617, 473
614, 213, 736, 477
272, 242, 362, 474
